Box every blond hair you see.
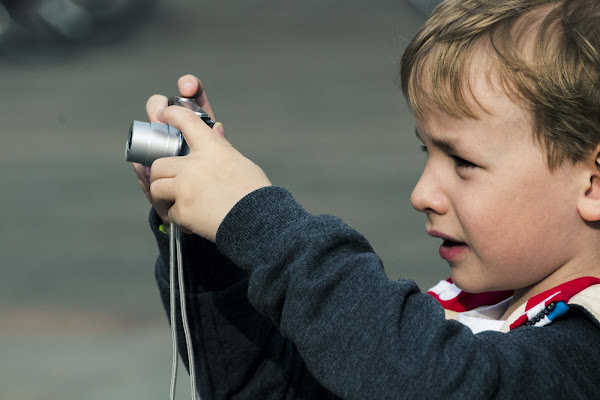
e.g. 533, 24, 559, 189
400, 0, 600, 170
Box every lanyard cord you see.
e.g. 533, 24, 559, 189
169, 223, 198, 400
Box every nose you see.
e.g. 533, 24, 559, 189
410, 164, 449, 215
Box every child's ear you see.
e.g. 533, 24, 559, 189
578, 147, 600, 222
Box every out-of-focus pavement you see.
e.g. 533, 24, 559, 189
0, 1, 447, 398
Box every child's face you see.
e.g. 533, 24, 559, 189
411, 78, 584, 293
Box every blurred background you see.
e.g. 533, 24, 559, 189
0, 0, 443, 398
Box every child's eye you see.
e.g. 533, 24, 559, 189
419, 144, 477, 170
452, 155, 476, 169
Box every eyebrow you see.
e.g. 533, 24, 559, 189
415, 128, 473, 156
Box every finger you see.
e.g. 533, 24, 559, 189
146, 94, 169, 123
149, 156, 182, 184
177, 74, 215, 119
149, 177, 177, 203
177, 74, 199, 97
132, 162, 150, 188
167, 203, 189, 233
213, 122, 226, 138
158, 105, 214, 150
154, 199, 174, 223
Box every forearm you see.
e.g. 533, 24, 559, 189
215, 188, 434, 398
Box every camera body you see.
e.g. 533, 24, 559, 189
125, 96, 215, 166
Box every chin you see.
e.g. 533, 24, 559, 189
450, 273, 494, 294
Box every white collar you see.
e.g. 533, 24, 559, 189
456, 297, 513, 334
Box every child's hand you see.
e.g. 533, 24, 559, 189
131, 75, 217, 233
147, 96, 272, 242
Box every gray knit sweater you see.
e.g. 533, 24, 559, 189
151, 186, 600, 400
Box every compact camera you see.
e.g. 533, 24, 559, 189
125, 96, 215, 166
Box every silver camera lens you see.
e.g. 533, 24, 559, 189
125, 121, 190, 167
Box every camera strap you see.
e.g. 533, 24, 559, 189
169, 223, 199, 400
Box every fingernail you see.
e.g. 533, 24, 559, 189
180, 81, 194, 91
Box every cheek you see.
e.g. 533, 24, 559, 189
455, 174, 576, 278
462, 199, 538, 259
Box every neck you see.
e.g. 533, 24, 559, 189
501, 259, 600, 320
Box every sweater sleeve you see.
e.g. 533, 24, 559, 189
215, 187, 600, 400
150, 208, 338, 400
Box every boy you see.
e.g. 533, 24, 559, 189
133, 0, 600, 398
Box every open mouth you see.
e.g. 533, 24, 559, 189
439, 239, 468, 261
442, 239, 465, 247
